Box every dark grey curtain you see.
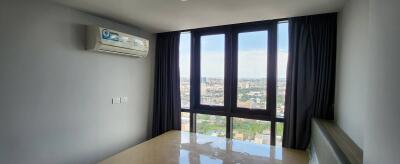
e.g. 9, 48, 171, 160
152, 32, 181, 137
283, 13, 337, 149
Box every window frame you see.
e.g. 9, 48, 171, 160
232, 22, 274, 115
180, 20, 287, 146
191, 26, 230, 113
179, 32, 192, 110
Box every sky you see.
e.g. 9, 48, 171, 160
179, 22, 288, 79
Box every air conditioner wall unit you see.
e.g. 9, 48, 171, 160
86, 25, 149, 57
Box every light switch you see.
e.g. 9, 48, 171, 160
112, 97, 121, 104
121, 97, 128, 104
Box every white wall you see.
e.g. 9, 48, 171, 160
335, 0, 370, 149
337, 0, 400, 162
0, 0, 155, 163
364, 0, 400, 163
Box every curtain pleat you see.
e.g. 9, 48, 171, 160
152, 32, 181, 137
283, 13, 337, 149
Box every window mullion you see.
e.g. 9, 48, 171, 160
226, 116, 232, 138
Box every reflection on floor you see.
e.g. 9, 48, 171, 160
99, 131, 308, 164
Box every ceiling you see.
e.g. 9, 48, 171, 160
52, 0, 346, 33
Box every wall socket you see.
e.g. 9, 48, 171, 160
121, 97, 128, 104
112, 97, 128, 104
112, 97, 121, 104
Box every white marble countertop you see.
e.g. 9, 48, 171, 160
99, 131, 308, 164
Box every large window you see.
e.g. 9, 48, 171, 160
276, 22, 289, 118
179, 21, 288, 146
237, 31, 268, 110
232, 118, 271, 144
179, 32, 191, 109
200, 34, 225, 106
276, 122, 284, 146
181, 112, 190, 132
196, 114, 226, 137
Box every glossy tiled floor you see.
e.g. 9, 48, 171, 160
99, 131, 308, 164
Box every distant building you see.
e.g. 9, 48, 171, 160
254, 134, 270, 144
234, 132, 244, 140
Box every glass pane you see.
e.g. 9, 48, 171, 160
179, 32, 191, 109
196, 114, 226, 137
237, 31, 268, 110
276, 122, 284, 146
200, 34, 225, 106
181, 112, 190, 132
277, 22, 289, 118
232, 117, 271, 144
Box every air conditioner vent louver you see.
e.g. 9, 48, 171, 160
86, 25, 149, 57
